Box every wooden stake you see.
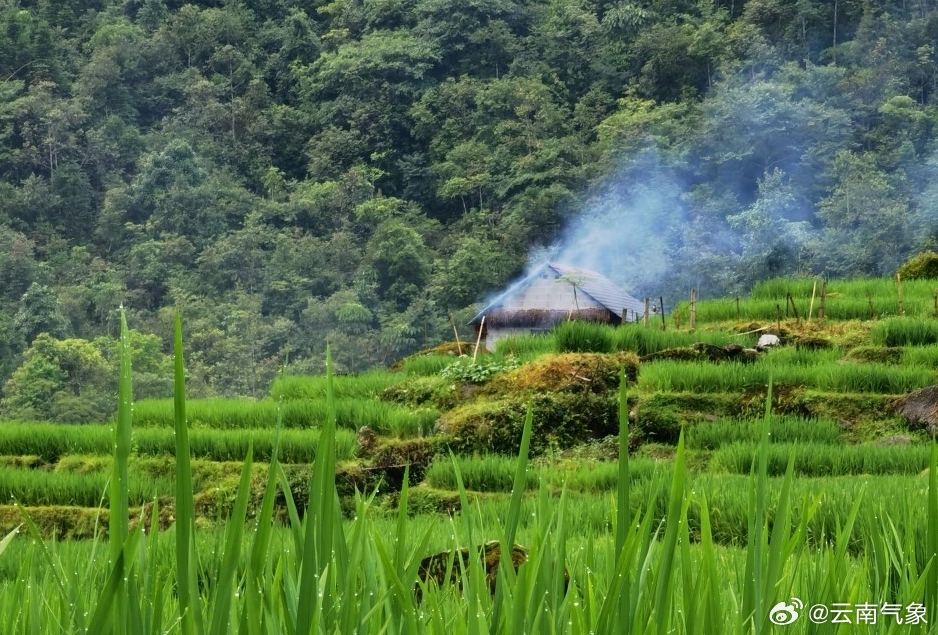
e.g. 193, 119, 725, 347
644, 298, 650, 328
660, 296, 666, 330
933, 288, 937, 313
735, 296, 740, 320
897, 273, 904, 315
449, 312, 462, 356
787, 292, 800, 322
690, 288, 697, 331
472, 316, 485, 362
776, 304, 782, 332
867, 291, 875, 319
807, 280, 817, 323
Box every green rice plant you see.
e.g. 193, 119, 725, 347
398, 354, 459, 376
0, 425, 358, 463
711, 442, 936, 476
0, 465, 173, 507
748, 278, 822, 300
757, 346, 843, 365
492, 334, 556, 358
871, 316, 938, 346
638, 359, 935, 393
423, 454, 664, 493
685, 416, 845, 450
902, 345, 938, 366
134, 427, 358, 463
133, 397, 436, 436
611, 323, 752, 355
0, 424, 113, 460
269, 371, 403, 400
554, 320, 615, 353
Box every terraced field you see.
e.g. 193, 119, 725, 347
4, 277, 938, 633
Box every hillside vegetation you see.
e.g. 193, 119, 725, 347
7, 0, 938, 415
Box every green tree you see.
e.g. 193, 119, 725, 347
13, 282, 69, 345
0, 333, 110, 422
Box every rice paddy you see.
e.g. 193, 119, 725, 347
4, 276, 938, 633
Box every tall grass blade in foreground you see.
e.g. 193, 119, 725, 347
492, 400, 534, 629
297, 346, 341, 635
616, 367, 630, 626
173, 313, 201, 635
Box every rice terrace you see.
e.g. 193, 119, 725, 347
6, 275, 938, 633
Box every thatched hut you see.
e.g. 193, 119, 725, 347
469, 262, 645, 351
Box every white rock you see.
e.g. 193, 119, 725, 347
757, 334, 780, 348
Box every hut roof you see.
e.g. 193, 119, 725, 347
469, 262, 645, 324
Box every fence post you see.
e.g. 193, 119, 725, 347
690, 288, 697, 331
897, 273, 904, 315
644, 298, 650, 328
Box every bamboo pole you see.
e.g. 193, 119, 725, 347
807, 280, 817, 323
449, 312, 462, 356
472, 316, 485, 362
660, 296, 666, 330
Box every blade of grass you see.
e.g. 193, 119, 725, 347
927, 442, 938, 624
173, 312, 201, 635
493, 401, 534, 629
297, 346, 339, 635
107, 309, 134, 634
0, 525, 19, 558
651, 430, 687, 635
87, 527, 144, 635
616, 368, 630, 626
208, 445, 254, 635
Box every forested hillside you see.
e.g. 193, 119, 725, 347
2, 0, 938, 414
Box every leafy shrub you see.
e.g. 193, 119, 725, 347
897, 250, 938, 280
439, 357, 521, 383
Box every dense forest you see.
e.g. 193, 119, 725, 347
2, 0, 938, 418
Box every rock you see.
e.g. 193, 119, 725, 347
756, 334, 781, 350
894, 385, 938, 435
